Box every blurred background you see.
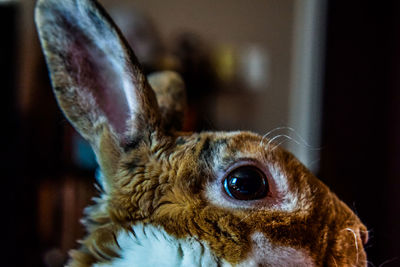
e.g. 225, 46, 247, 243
1, 0, 399, 266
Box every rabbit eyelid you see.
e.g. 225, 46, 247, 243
197, 133, 302, 212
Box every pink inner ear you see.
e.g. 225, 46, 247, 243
65, 22, 133, 139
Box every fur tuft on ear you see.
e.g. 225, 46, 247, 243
35, 0, 160, 151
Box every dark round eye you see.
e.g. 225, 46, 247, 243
223, 166, 269, 200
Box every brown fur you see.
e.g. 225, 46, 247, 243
68, 132, 367, 266
35, 0, 368, 266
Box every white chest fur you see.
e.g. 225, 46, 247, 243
94, 224, 314, 267
94, 224, 224, 267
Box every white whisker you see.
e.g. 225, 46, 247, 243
259, 126, 293, 146
271, 139, 289, 152
265, 134, 301, 151
282, 126, 316, 149
331, 256, 338, 267
260, 126, 322, 152
271, 136, 301, 152
239, 213, 253, 223
344, 228, 359, 265
379, 257, 398, 267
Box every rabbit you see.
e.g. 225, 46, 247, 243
34, 0, 368, 266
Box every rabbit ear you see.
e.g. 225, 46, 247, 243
35, 0, 160, 151
148, 71, 186, 131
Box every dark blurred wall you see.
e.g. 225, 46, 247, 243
321, 1, 400, 265
0, 3, 19, 265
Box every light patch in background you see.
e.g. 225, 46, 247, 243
288, 0, 327, 172
239, 45, 270, 92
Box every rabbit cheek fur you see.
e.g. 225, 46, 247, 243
34, 0, 368, 266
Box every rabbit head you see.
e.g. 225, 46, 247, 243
35, 0, 368, 266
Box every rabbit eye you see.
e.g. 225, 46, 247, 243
223, 166, 269, 200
